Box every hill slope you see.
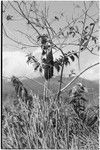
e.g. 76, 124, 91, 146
2, 76, 99, 104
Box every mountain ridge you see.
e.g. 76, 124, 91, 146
2, 76, 99, 105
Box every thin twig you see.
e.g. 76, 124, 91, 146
61, 62, 99, 92
78, 2, 87, 70
11, 1, 41, 36
15, 29, 40, 46
3, 26, 37, 47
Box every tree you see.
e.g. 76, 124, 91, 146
2, 1, 99, 149
3, 1, 99, 99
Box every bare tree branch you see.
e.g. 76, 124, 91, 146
61, 62, 99, 92
11, 1, 41, 36
15, 29, 40, 47
3, 25, 38, 47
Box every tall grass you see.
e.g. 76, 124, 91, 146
2, 79, 99, 149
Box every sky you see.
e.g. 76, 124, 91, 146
3, 1, 99, 81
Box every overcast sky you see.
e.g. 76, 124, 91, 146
3, 1, 99, 81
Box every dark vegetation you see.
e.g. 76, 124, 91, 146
2, 77, 99, 149
2, 1, 99, 149
3, 77, 99, 104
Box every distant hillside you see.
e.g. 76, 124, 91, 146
2, 76, 99, 105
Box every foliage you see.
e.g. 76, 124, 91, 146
2, 77, 99, 149
3, 1, 99, 82
2, 1, 99, 149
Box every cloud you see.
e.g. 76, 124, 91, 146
3, 49, 99, 81
3, 50, 40, 78
81, 66, 99, 80
3, 48, 63, 78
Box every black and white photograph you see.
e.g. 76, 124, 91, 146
1, 1, 99, 149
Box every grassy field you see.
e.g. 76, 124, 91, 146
2, 76, 99, 149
